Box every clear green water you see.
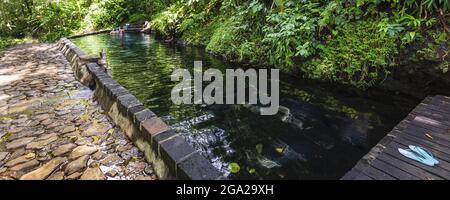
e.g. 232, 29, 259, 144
72, 33, 418, 179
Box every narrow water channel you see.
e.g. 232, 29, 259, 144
72, 33, 418, 179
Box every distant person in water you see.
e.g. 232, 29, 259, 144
143, 21, 149, 28
141, 21, 151, 33
110, 27, 124, 35
110, 28, 119, 34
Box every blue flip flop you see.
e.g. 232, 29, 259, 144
408, 145, 439, 165
398, 146, 439, 166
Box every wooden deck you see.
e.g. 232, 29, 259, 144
342, 95, 450, 180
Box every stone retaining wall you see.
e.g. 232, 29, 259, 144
57, 38, 223, 180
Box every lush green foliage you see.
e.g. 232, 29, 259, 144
0, 0, 89, 41
149, 0, 449, 88
1, 0, 448, 88
0, 0, 168, 41
82, 0, 169, 31
306, 21, 398, 87
263, 1, 322, 68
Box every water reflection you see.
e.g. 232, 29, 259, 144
73, 33, 418, 179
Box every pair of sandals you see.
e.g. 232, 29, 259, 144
398, 145, 439, 166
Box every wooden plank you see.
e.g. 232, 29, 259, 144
383, 141, 449, 179
404, 123, 450, 143
402, 123, 450, 143
431, 95, 450, 106
419, 102, 450, 116
377, 151, 445, 180
411, 115, 449, 130
353, 173, 373, 180
405, 116, 449, 132
429, 98, 450, 108
341, 169, 363, 180
401, 125, 450, 147
415, 102, 450, 117
395, 129, 450, 155
412, 108, 450, 128
404, 117, 450, 136
370, 158, 421, 180
343, 159, 374, 179
361, 166, 396, 180
429, 95, 450, 105
435, 95, 450, 105
415, 106, 450, 121
415, 110, 450, 127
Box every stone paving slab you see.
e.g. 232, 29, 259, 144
0, 44, 156, 180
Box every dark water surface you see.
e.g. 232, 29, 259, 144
72, 33, 418, 179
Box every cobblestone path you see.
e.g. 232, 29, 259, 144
0, 44, 156, 180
